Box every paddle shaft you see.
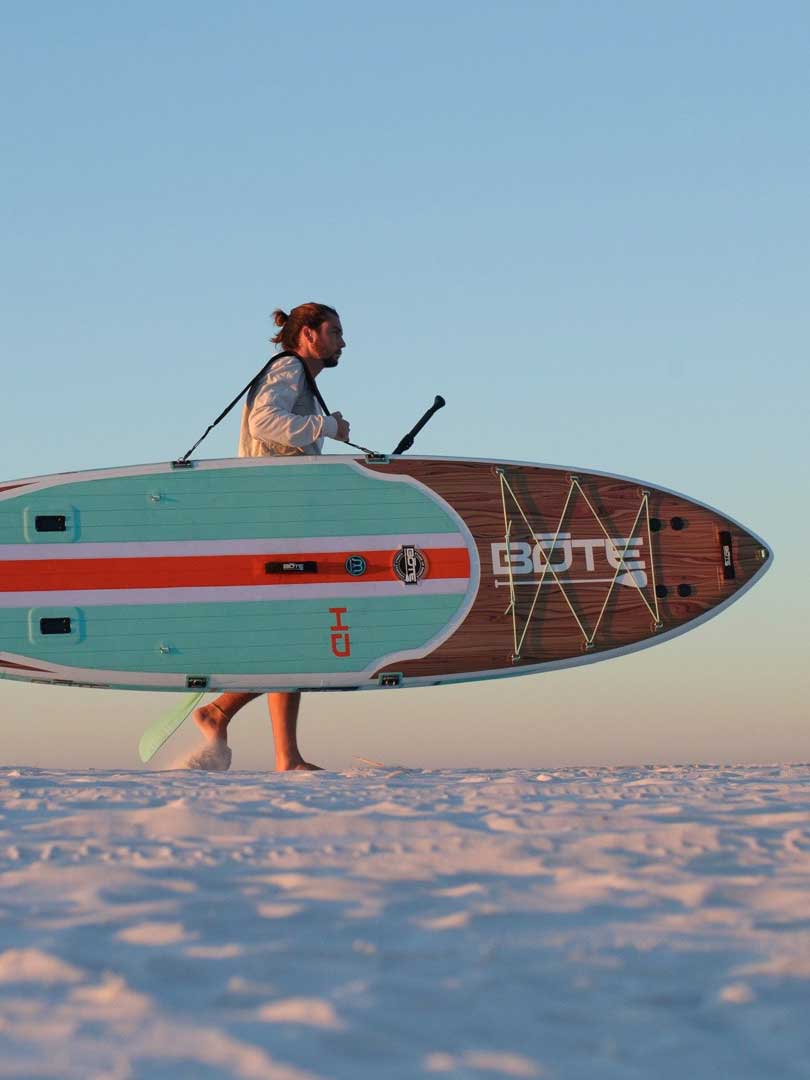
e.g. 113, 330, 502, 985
392, 396, 446, 455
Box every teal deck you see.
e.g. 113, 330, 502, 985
0, 460, 473, 688
0, 462, 458, 544
0, 595, 463, 676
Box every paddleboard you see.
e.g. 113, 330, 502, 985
0, 454, 771, 692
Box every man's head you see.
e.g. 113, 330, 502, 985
272, 303, 345, 367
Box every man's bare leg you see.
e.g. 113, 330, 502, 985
269, 692, 322, 772
193, 692, 258, 744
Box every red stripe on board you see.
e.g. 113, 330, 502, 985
0, 659, 48, 672
0, 548, 471, 592
0, 483, 32, 495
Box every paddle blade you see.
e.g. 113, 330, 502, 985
138, 692, 205, 763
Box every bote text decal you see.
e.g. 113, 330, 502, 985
328, 607, 351, 658
491, 534, 648, 588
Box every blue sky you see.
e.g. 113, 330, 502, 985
1, 2, 807, 767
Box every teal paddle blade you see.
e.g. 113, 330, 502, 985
138, 692, 205, 763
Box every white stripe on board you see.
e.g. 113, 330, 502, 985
0, 533, 468, 562
0, 578, 470, 608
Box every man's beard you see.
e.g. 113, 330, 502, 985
321, 357, 339, 368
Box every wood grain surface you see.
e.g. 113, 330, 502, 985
364, 459, 769, 680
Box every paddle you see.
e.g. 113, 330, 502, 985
138, 691, 205, 763
392, 396, 446, 455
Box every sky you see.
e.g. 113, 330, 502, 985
1, 1, 807, 769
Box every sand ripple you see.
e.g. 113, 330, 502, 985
0, 763, 807, 1078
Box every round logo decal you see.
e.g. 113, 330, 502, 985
393, 546, 427, 584
345, 555, 368, 577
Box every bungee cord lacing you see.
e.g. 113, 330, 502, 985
496, 470, 663, 662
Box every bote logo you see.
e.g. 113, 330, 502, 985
328, 607, 351, 657
491, 533, 648, 588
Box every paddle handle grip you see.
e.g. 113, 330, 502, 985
392, 396, 446, 455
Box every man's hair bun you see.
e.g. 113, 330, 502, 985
270, 302, 338, 349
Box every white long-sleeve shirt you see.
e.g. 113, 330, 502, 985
238, 354, 338, 458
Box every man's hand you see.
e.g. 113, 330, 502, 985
331, 412, 351, 441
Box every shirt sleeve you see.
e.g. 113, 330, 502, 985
247, 357, 338, 447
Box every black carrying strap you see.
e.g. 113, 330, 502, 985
175, 351, 445, 464
296, 353, 332, 416
176, 351, 336, 464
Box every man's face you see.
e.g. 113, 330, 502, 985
313, 315, 345, 367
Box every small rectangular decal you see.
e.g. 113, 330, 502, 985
719, 531, 736, 580
265, 561, 318, 574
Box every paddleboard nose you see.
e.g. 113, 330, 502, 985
725, 524, 772, 588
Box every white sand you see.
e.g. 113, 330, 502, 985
0, 763, 807, 1078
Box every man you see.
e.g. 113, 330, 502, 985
186, 302, 350, 772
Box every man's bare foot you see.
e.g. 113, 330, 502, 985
183, 741, 232, 772
193, 702, 230, 743
276, 759, 323, 772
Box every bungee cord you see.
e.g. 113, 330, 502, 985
496, 471, 663, 661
